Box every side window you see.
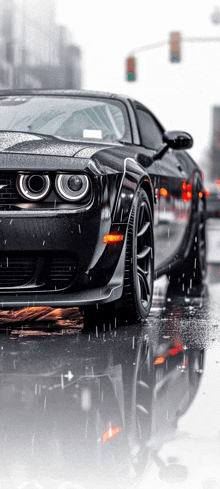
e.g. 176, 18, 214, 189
136, 109, 163, 150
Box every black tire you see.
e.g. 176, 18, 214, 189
169, 197, 206, 295
82, 189, 154, 331
117, 188, 154, 324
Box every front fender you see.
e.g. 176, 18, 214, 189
113, 157, 154, 223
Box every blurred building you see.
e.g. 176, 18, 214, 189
0, 0, 81, 89
210, 106, 220, 181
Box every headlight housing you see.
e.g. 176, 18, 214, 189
55, 174, 90, 201
17, 174, 51, 201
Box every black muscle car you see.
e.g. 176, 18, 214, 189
0, 90, 206, 328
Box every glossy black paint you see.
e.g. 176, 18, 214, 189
0, 89, 205, 308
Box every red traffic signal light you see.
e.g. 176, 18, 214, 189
170, 32, 181, 62
126, 56, 136, 81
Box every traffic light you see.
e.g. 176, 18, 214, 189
170, 32, 181, 62
126, 56, 136, 81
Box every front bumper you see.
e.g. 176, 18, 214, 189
0, 254, 125, 308
0, 208, 126, 307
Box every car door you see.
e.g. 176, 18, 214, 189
134, 104, 189, 271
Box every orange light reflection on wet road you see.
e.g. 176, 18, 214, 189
0, 307, 83, 335
102, 425, 121, 444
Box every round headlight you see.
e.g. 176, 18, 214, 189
68, 175, 83, 192
17, 174, 51, 201
55, 174, 90, 201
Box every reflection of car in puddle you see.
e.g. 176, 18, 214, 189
0, 316, 205, 489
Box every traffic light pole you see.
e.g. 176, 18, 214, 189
128, 36, 220, 56
126, 35, 220, 80
129, 40, 167, 55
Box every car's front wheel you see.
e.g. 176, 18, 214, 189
82, 189, 154, 331
117, 188, 154, 324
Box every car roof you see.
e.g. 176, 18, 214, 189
0, 88, 132, 103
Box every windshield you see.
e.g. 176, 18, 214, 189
0, 96, 130, 143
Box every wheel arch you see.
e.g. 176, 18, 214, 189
113, 157, 154, 224
125, 178, 154, 227
139, 179, 154, 217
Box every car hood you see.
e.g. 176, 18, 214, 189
0, 131, 119, 158
0, 131, 147, 177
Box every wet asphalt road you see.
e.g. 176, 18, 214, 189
0, 219, 219, 489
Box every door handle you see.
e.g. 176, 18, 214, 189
177, 164, 184, 172
177, 164, 187, 176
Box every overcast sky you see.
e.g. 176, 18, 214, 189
55, 0, 220, 171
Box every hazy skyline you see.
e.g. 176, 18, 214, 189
55, 0, 220, 171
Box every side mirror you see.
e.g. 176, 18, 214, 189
150, 130, 193, 163
163, 131, 193, 150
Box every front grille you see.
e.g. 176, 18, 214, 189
49, 256, 78, 288
0, 254, 36, 287
0, 173, 19, 202
0, 253, 78, 291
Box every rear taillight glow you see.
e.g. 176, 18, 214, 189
181, 181, 192, 201
160, 187, 168, 198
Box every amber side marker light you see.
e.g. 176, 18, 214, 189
103, 234, 123, 243
102, 425, 121, 444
